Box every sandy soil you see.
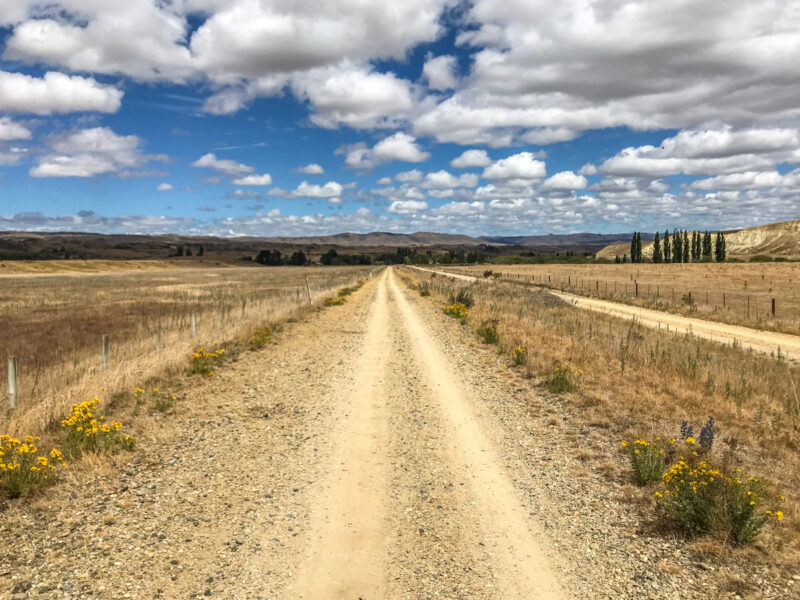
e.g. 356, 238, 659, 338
413, 267, 800, 361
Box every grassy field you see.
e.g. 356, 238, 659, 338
0, 264, 374, 433
401, 267, 800, 567
443, 263, 800, 335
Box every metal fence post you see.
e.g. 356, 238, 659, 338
102, 334, 109, 371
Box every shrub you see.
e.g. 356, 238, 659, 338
655, 462, 783, 543
549, 364, 583, 393
477, 322, 499, 344
483, 270, 493, 278
621, 438, 675, 485
324, 297, 345, 306
448, 288, 474, 308
191, 347, 226, 376
511, 345, 528, 365
0, 435, 65, 499
134, 387, 177, 412
419, 289, 431, 297
60, 398, 135, 458
443, 302, 468, 324
250, 327, 271, 350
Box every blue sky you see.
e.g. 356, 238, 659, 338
0, 1, 799, 237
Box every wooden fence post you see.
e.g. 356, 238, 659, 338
7, 356, 18, 410
102, 334, 109, 371
635, 282, 639, 297
191, 313, 197, 338
241, 299, 246, 318
156, 322, 163, 351
305, 277, 313, 305
772, 298, 776, 318
220, 307, 225, 328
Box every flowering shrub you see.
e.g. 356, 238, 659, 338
443, 302, 468, 324
60, 398, 135, 458
191, 348, 226, 376
621, 438, 676, 485
656, 462, 783, 543
0, 435, 65, 498
249, 327, 271, 350
549, 364, 583, 393
680, 417, 715, 453
325, 297, 345, 306
511, 345, 528, 366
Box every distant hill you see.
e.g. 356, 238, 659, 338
482, 232, 654, 253
260, 231, 487, 247
596, 219, 800, 260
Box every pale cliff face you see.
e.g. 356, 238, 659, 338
596, 219, 800, 259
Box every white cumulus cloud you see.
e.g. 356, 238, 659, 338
482, 152, 546, 181
192, 153, 255, 176
0, 70, 122, 115
232, 173, 273, 186
157, 182, 173, 191
450, 149, 491, 168
30, 127, 165, 178
543, 171, 588, 190
423, 55, 458, 91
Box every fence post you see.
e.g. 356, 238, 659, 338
635, 282, 638, 297
723, 293, 726, 308
7, 356, 18, 410
241, 299, 246, 318
156, 322, 163, 351
772, 298, 776, 318
220, 306, 225, 328
747, 295, 750, 318
102, 334, 109, 371
191, 313, 197, 338
305, 277, 313, 305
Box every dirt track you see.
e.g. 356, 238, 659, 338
412, 267, 800, 361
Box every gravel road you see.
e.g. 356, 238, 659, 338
2, 268, 797, 599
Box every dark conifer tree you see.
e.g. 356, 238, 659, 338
663, 230, 671, 263
683, 230, 690, 263
653, 231, 662, 263
715, 232, 727, 262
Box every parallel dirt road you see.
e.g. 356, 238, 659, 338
412, 267, 800, 361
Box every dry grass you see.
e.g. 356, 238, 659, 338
0, 264, 375, 434
444, 262, 800, 335
402, 267, 800, 569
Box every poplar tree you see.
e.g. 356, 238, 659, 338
663, 230, 671, 263
683, 230, 690, 263
703, 231, 712, 260
631, 233, 637, 264
672, 228, 682, 263
715, 232, 727, 262
653, 231, 662, 263
636, 232, 643, 263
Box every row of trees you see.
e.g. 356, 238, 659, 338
622, 230, 727, 264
